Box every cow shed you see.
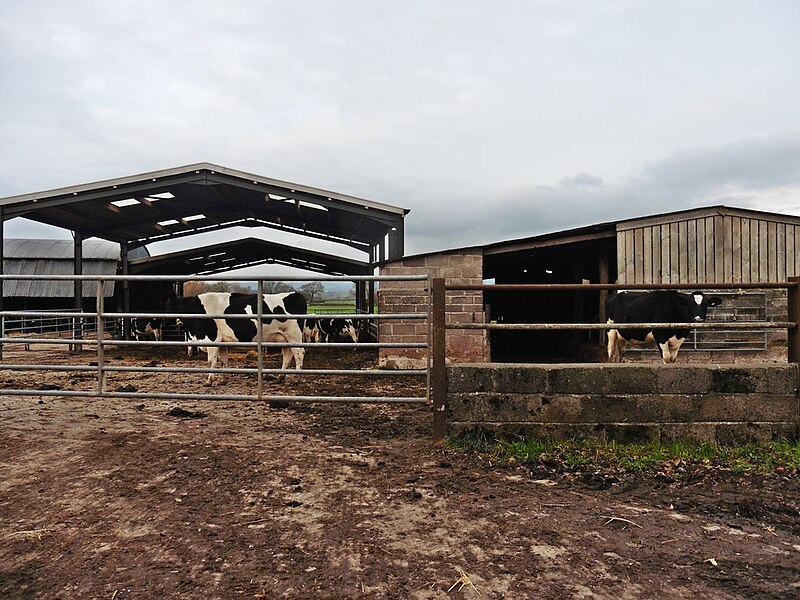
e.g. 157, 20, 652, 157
379, 206, 800, 365
0, 163, 409, 337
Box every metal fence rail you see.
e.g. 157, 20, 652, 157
430, 278, 800, 440
0, 273, 432, 405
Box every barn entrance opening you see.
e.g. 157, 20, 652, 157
483, 241, 611, 363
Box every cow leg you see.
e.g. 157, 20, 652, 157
216, 347, 229, 384
661, 336, 684, 363
204, 347, 228, 386
204, 347, 219, 386
280, 347, 294, 370
607, 327, 625, 363
616, 338, 628, 362
279, 345, 305, 370
292, 346, 305, 370
275, 332, 305, 382
606, 328, 617, 361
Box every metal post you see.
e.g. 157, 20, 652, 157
257, 280, 264, 402
598, 248, 610, 347
72, 232, 83, 352
0, 206, 4, 361
96, 279, 105, 395
121, 242, 131, 341
368, 278, 376, 315
788, 277, 800, 363
431, 277, 447, 442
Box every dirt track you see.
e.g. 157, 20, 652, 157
0, 346, 798, 598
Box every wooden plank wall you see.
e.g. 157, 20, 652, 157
617, 215, 800, 284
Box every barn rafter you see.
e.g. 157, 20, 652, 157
0, 162, 409, 328
0, 163, 407, 256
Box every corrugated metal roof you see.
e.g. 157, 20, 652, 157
0, 164, 408, 259
2, 239, 118, 297
129, 237, 371, 276
4, 238, 119, 260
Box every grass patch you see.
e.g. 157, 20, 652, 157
308, 302, 356, 314
448, 434, 800, 477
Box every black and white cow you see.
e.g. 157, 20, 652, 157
303, 318, 360, 343
133, 318, 162, 342
605, 290, 722, 364
165, 291, 306, 385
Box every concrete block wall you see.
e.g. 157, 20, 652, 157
378, 250, 487, 368
448, 363, 799, 443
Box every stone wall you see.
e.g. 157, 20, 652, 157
378, 250, 487, 368
448, 363, 799, 443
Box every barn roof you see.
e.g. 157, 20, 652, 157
129, 237, 371, 276
4, 238, 120, 260
0, 163, 408, 258
2, 239, 121, 298
388, 205, 800, 264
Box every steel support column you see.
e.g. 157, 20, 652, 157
72, 231, 83, 352
121, 242, 131, 340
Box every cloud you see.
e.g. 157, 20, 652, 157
2, 2, 800, 269
402, 130, 800, 254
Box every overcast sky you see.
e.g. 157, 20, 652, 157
2, 0, 800, 266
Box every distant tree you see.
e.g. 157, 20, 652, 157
206, 281, 231, 293
262, 280, 296, 294
230, 283, 253, 294
182, 280, 207, 296
300, 281, 325, 304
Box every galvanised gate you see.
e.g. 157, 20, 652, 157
0, 273, 432, 405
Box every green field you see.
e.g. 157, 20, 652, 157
307, 301, 356, 314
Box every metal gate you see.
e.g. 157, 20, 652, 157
0, 273, 432, 405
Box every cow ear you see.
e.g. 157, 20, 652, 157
708, 297, 722, 306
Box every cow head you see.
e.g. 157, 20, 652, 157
340, 319, 359, 343
686, 291, 722, 322
134, 317, 163, 341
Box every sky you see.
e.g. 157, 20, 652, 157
2, 0, 800, 272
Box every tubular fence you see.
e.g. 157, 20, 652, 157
430, 278, 800, 439
0, 273, 432, 405
6, 274, 800, 441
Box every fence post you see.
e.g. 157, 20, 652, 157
256, 279, 264, 403
96, 279, 105, 395
788, 278, 800, 364
432, 278, 447, 442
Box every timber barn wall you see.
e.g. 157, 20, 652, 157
615, 207, 800, 284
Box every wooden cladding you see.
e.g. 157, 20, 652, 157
617, 215, 800, 284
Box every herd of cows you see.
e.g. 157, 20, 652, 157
133, 291, 362, 385
129, 289, 723, 385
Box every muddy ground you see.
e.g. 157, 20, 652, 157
0, 344, 798, 599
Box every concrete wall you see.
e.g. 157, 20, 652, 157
378, 250, 487, 368
448, 363, 799, 443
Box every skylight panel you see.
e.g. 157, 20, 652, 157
147, 192, 175, 200
284, 199, 328, 211
111, 198, 140, 208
